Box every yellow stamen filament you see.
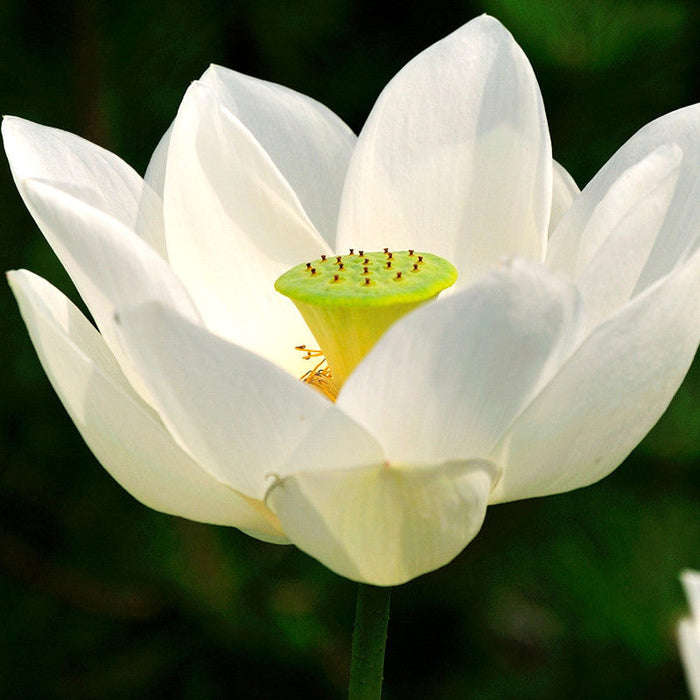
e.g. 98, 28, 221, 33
295, 345, 338, 401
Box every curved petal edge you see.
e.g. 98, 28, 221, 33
267, 459, 497, 585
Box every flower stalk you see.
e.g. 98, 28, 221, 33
349, 583, 391, 699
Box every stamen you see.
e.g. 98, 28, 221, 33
295, 345, 324, 361
297, 347, 338, 401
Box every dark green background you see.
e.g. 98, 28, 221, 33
2, 1, 700, 697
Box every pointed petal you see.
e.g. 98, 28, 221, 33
15, 178, 200, 401
143, 124, 172, 200
338, 259, 582, 465
2, 116, 166, 257
200, 64, 356, 245
8, 270, 287, 543
336, 15, 552, 286
549, 159, 579, 235
548, 105, 700, 289
490, 245, 700, 503
548, 144, 682, 276
267, 459, 496, 585
114, 300, 378, 500
163, 81, 329, 376
576, 144, 682, 330
683, 571, 700, 622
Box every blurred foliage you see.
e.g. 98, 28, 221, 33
1, 0, 700, 697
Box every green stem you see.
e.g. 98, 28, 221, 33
348, 583, 391, 699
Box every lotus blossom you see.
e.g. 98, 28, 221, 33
5, 15, 700, 586
680, 571, 700, 699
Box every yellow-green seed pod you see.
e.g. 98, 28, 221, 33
275, 249, 457, 391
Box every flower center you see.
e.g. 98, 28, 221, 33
275, 249, 457, 397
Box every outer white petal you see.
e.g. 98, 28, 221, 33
8, 270, 287, 543
15, 178, 200, 402
547, 105, 700, 290
163, 82, 328, 377
338, 259, 583, 465
114, 301, 380, 500
575, 144, 682, 330
143, 124, 172, 200
684, 571, 700, 621
549, 159, 579, 235
267, 459, 496, 586
680, 570, 700, 700
550, 144, 682, 277
490, 245, 700, 503
2, 116, 166, 257
200, 64, 356, 245
680, 621, 700, 700
336, 15, 552, 286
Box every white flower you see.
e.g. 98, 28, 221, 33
5, 16, 700, 586
680, 571, 700, 699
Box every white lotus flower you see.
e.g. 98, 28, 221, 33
680, 571, 700, 699
5, 16, 700, 586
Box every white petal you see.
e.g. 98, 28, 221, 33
2, 116, 166, 257
549, 159, 579, 235
575, 144, 682, 330
547, 105, 700, 289
680, 571, 700, 700
338, 259, 583, 465
15, 178, 200, 401
200, 64, 356, 245
8, 270, 287, 543
143, 124, 172, 200
549, 144, 682, 275
114, 300, 378, 500
683, 571, 700, 623
163, 81, 328, 376
336, 15, 552, 286
679, 619, 700, 700
490, 245, 700, 503
267, 459, 496, 585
